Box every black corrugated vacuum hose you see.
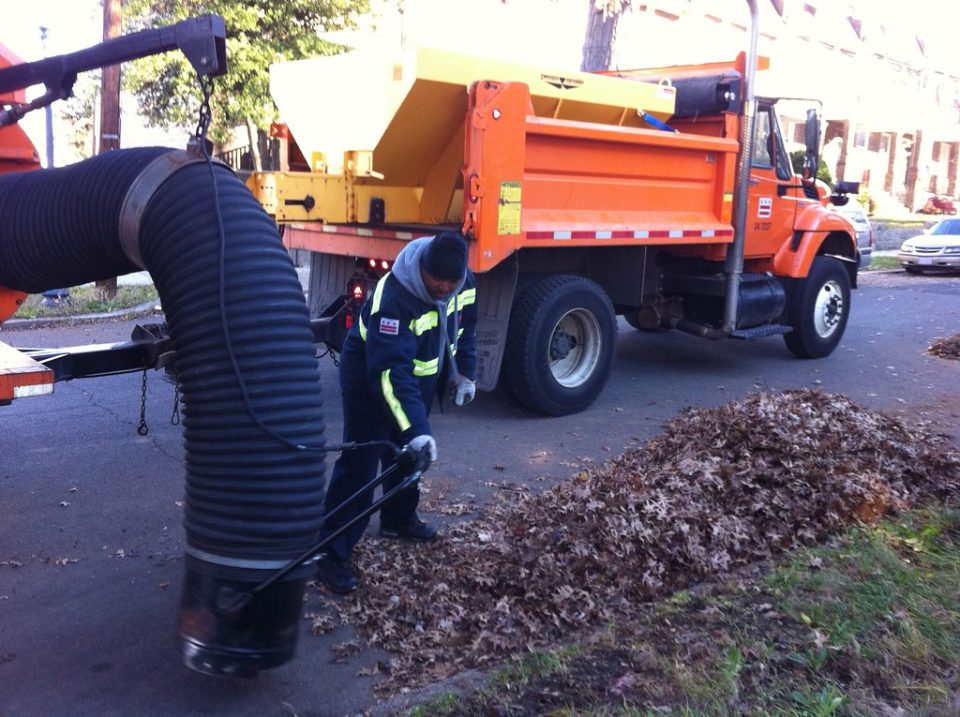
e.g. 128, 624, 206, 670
0, 147, 327, 677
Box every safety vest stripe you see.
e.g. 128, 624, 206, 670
380, 369, 411, 432
410, 310, 439, 335
371, 274, 389, 315
447, 288, 476, 315
459, 287, 476, 307
359, 314, 367, 341
413, 357, 439, 376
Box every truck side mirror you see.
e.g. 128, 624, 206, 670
829, 180, 860, 206
803, 108, 820, 180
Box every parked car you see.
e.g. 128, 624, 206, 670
835, 201, 873, 268
898, 218, 960, 274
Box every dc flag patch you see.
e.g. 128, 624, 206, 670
379, 317, 400, 335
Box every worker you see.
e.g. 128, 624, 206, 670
316, 231, 478, 594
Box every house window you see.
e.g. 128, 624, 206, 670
853, 131, 866, 148
868, 133, 891, 153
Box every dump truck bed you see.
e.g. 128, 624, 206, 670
255, 47, 741, 273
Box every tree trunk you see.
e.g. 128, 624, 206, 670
245, 117, 263, 172
580, 1, 627, 72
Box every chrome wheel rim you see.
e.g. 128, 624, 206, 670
547, 309, 602, 388
813, 279, 844, 338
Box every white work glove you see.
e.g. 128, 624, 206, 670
408, 434, 438, 463
454, 379, 476, 407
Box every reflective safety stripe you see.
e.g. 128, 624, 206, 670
381, 369, 411, 432
409, 310, 439, 335
459, 287, 476, 307
371, 274, 389, 314
413, 357, 439, 376
448, 287, 476, 315
360, 274, 391, 342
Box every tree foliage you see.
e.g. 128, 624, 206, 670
122, 0, 369, 141
58, 72, 100, 161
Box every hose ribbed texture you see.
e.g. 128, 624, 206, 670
0, 148, 164, 290
0, 148, 327, 566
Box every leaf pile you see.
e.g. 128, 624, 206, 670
326, 389, 960, 692
929, 334, 960, 360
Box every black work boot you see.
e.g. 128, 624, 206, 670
380, 515, 438, 542
316, 554, 358, 594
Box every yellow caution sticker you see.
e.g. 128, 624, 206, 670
498, 181, 522, 235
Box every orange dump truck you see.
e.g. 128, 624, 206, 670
247, 31, 859, 416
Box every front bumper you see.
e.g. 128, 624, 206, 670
898, 252, 960, 270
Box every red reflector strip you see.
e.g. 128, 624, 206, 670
526, 228, 732, 240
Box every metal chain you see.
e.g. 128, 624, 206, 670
315, 346, 340, 368
194, 75, 215, 149
137, 370, 149, 436
171, 384, 181, 426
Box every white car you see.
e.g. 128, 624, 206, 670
898, 218, 960, 274
835, 202, 873, 269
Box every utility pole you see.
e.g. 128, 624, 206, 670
39, 27, 55, 167
39, 25, 70, 308
95, 0, 123, 300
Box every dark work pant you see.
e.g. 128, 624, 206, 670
319, 379, 421, 561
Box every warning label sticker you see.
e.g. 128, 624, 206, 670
757, 197, 773, 219
498, 181, 522, 235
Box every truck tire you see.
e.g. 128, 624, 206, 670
783, 256, 850, 359
503, 275, 617, 415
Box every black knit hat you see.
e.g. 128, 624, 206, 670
420, 232, 468, 281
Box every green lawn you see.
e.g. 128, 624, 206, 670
407, 504, 960, 717
12, 285, 158, 319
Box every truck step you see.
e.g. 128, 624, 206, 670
730, 324, 792, 340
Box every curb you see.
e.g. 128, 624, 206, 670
0, 300, 163, 332
365, 669, 487, 717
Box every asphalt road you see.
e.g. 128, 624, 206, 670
1, 270, 959, 717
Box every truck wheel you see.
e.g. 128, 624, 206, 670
503, 275, 616, 416
783, 256, 850, 359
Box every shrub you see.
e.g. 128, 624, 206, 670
917, 196, 957, 215
790, 150, 834, 189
